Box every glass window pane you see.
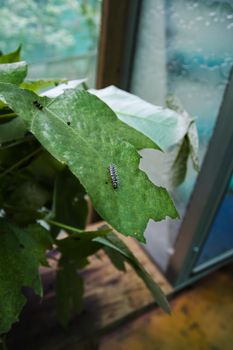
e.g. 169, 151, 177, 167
194, 174, 233, 270
0, 0, 102, 86
131, 0, 233, 270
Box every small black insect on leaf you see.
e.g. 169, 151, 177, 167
67, 121, 71, 126
33, 100, 43, 110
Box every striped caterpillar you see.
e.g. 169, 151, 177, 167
108, 163, 118, 189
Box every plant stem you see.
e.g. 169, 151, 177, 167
0, 147, 42, 179
0, 112, 17, 119
0, 139, 28, 150
46, 219, 111, 237
46, 219, 83, 233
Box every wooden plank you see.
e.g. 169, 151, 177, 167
7, 222, 172, 350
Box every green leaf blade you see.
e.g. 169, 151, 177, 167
56, 263, 84, 329
94, 233, 170, 313
0, 222, 52, 334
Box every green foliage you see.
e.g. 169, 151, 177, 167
55, 228, 110, 327
56, 263, 84, 329
94, 233, 170, 313
0, 45, 21, 64
0, 221, 52, 334
0, 84, 178, 241
52, 168, 88, 234
0, 49, 198, 334
0, 118, 27, 143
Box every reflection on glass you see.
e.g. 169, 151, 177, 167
167, 0, 233, 207
0, 0, 102, 85
131, 0, 233, 270
194, 174, 233, 269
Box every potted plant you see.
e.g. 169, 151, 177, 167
0, 47, 199, 343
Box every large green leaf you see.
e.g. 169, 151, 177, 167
0, 62, 27, 85
0, 222, 52, 334
94, 233, 170, 313
46, 88, 160, 151
0, 83, 178, 241
0, 46, 21, 64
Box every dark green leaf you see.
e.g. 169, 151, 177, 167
3, 180, 50, 225
55, 227, 111, 327
94, 233, 171, 313
0, 118, 26, 143
166, 94, 200, 172
56, 263, 84, 328
53, 168, 88, 234
0, 221, 52, 334
103, 246, 126, 272
56, 230, 110, 268
13, 224, 53, 266
171, 136, 190, 188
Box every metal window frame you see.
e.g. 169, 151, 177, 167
166, 69, 233, 287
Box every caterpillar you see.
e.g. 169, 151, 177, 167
109, 163, 118, 189
33, 100, 43, 110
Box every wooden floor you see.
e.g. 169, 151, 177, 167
99, 264, 233, 350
